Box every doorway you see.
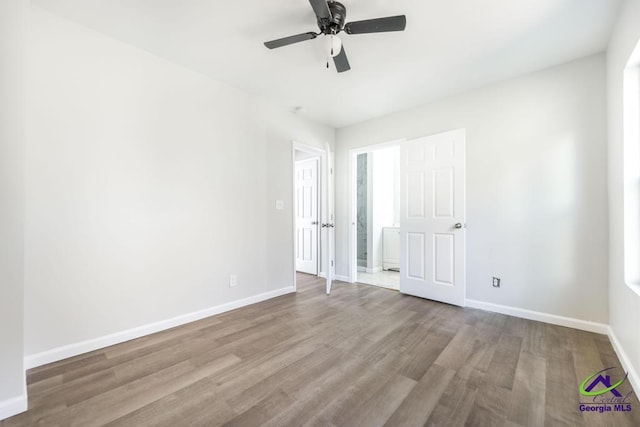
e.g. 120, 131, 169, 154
354, 144, 402, 290
292, 142, 335, 295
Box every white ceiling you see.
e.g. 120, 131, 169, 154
32, 0, 621, 128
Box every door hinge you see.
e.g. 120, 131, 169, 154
331, 260, 334, 267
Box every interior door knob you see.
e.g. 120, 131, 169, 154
454, 223, 463, 229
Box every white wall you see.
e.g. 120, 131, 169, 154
607, 0, 640, 389
0, 0, 28, 419
25, 7, 334, 358
336, 54, 608, 323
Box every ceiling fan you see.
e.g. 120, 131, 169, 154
264, 0, 406, 73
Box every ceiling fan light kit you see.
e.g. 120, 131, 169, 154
264, 0, 406, 73
327, 35, 342, 58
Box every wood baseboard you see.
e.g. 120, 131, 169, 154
465, 299, 609, 334
0, 393, 27, 421
607, 327, 640, 399
24, 286, 295, 369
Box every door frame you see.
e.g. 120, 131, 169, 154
347, 139, 405, 284
292, 142, 326, 292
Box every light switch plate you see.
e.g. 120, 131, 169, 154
275, 200, 284, 210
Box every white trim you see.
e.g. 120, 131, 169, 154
0, 355, 29, 421
24, 286, 295, 369
0, 393, 27, 421
465, 299, 609, 334
607, 327, 640, 398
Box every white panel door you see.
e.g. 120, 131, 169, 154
296, 158, 319, 275
400, 129, 466, 306
325, 146, 335, 294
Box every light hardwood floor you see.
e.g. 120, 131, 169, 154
2, 273, 639, 426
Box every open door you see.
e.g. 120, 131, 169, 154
400, 129, 466, 306
324, 143, 335, 294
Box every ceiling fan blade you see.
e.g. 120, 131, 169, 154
333, 46, 351, 73
309, 0, 332, 21
344, 15, 406, 34
264, 32, 317, 49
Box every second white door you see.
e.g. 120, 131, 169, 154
296, 158, 319, 275
400, 129, 466, 306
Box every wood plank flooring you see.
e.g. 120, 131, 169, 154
2, 274, 639, 426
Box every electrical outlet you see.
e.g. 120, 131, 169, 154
492, 277, 501, 288
229, 274, 237, 288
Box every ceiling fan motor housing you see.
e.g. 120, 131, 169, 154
318, 1, 347, 34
